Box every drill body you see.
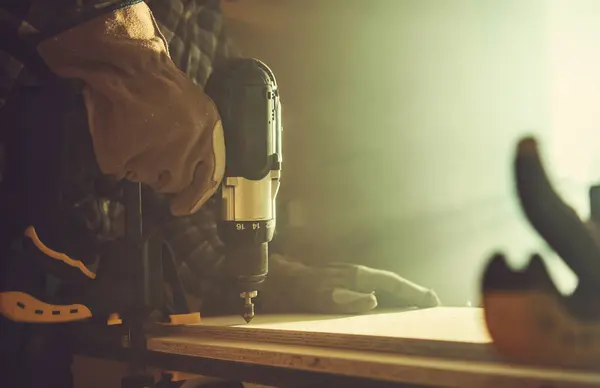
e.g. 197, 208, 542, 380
205, 58, 282, 322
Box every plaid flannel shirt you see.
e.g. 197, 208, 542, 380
0, 0, 243, 312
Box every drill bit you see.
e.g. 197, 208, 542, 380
241, 291, 257, 323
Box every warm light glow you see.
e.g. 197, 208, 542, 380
546, 0, 600, 218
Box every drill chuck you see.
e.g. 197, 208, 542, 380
222, 241, 269, 292
206, 58, 282, 323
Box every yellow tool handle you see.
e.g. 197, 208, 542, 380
0, 291, 92, 323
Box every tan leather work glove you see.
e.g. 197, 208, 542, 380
36, 2, 225, 216
259, 254, 441, 314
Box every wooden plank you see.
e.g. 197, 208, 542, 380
240, 307, 490, 342
147, 336, 600, 388
147, 307, 600, 387
154, 307, 499, 363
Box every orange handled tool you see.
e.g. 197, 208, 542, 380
483, 137, 600, 368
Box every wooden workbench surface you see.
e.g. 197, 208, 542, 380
147, 307, 600, 387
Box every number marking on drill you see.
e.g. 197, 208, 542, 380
236, 223, 245, 230
252, 223, 260, 230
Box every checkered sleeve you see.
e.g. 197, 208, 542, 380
147, 0, 241, 86
213, 20, 243, 66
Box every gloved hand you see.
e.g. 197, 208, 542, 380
258, 254, 441, 314
36, 1, 225, 217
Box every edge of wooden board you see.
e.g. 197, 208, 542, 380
148, 336, 600, 388
152, 322, 502, 364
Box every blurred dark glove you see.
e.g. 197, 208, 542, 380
258, 254, 441, 314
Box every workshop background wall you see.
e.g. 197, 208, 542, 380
223, 0, 600, 305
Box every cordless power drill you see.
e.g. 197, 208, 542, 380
205, 58, 283, 323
